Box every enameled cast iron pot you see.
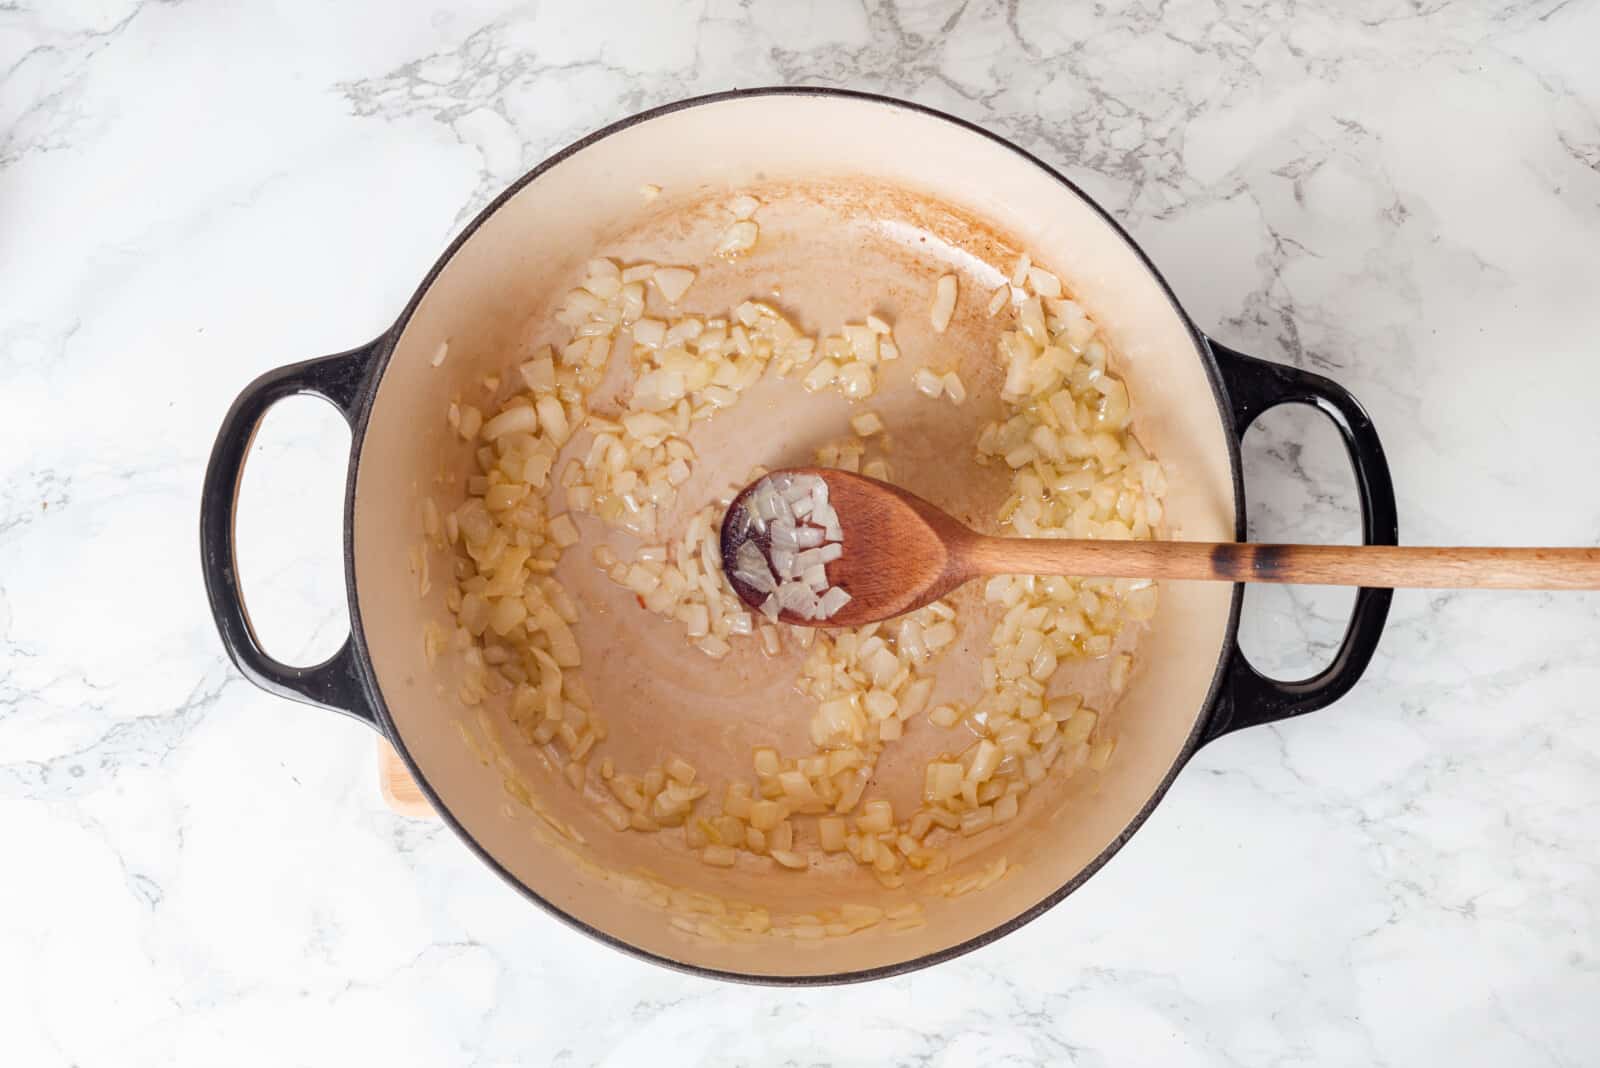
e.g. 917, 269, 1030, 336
201, 89, 1397, 984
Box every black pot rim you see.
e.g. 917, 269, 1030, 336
343, 86, 1248, 986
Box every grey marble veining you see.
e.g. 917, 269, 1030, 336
3, 1, 1598, 1065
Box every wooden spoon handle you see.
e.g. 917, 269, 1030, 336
960, 539, 1600, 590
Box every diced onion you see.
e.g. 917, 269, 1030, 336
930, 274, 958, 334
725, 473, 849, 621
652, 267, 696, 304
482, 405, 538, 441
987, 285, 1008, 317
715, 221, 758, 257
850, 411, 884, 437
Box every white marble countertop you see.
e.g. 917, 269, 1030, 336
5, 1, 1599, 1064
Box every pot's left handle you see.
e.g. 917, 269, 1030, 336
199, 339, 385, 727
1202, 339, 1398, 742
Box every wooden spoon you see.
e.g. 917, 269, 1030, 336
720, 466, 1600, 628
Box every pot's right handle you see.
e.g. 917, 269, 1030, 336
199, 339, 385, 728
1201, 339, 1398, 742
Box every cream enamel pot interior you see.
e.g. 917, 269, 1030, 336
201, 89, 1397, 984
